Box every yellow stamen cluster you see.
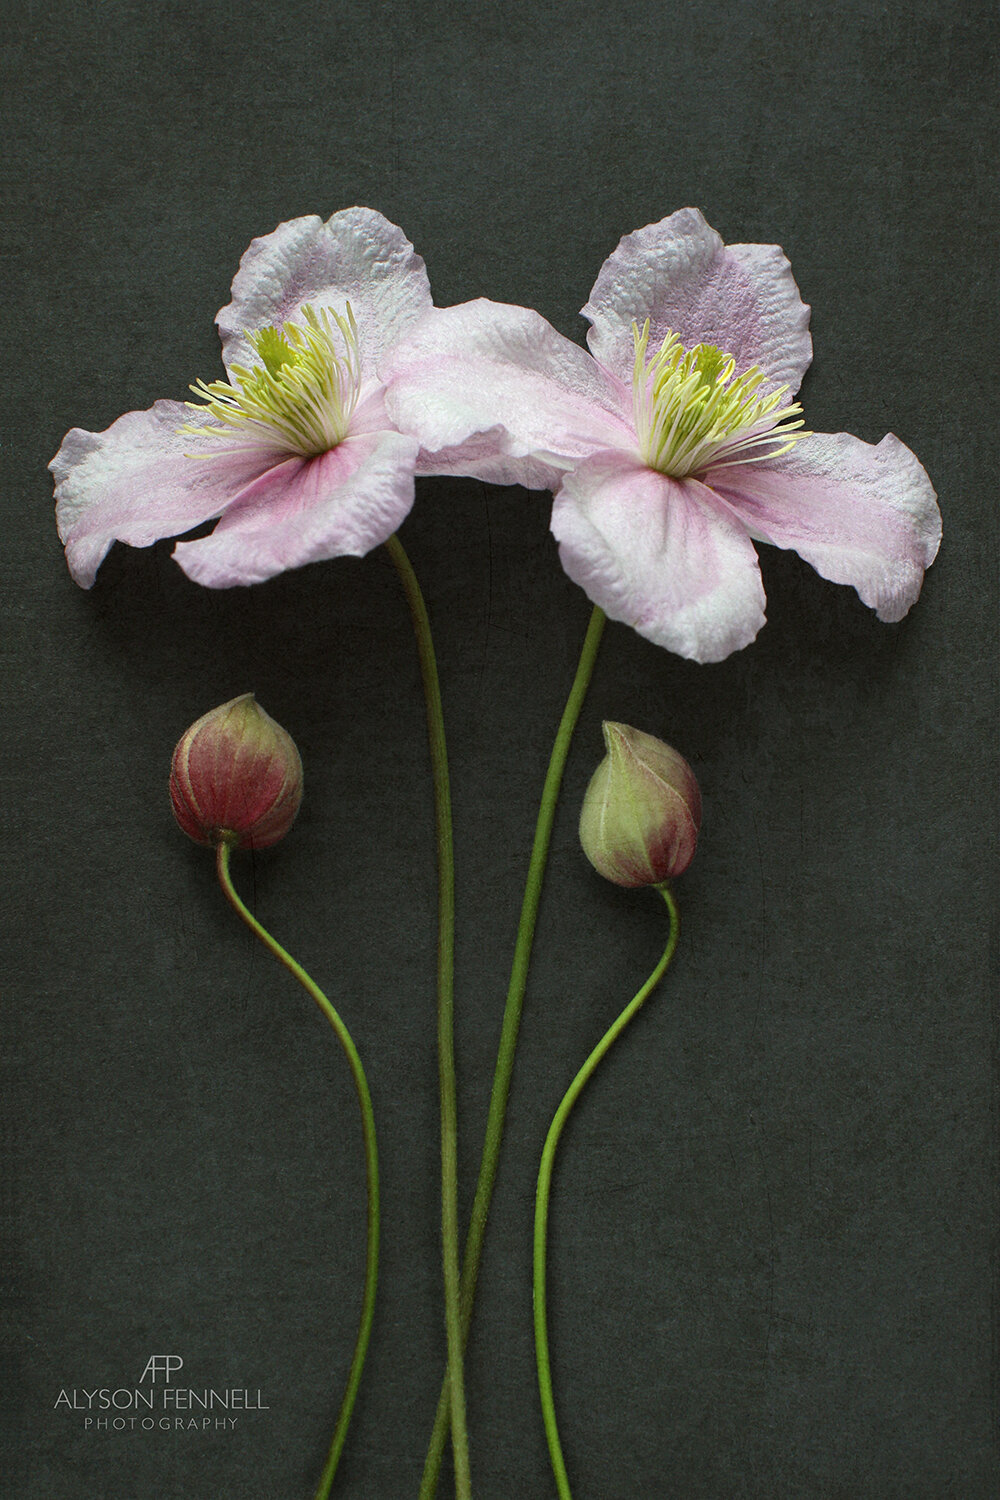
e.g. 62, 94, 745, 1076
631, 320, 809, 478
183, 303, 362, 456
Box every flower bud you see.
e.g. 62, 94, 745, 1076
170, 694, 303, 850
579, 722, 701, 887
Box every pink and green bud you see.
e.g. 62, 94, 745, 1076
170, 694, 303, 850
579, 722, 701, 888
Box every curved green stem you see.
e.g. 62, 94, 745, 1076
383, 534, 470, 1498
534, 884, 680, 1499
419, 604, 606, 1500
214, 840, 379, 1500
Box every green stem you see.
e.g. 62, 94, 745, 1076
419, 604, 606, 1500
214, 840, 379, 1500
383, 534, 470, 1499
534, 884, 680, 1499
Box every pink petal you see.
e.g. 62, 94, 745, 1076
582, 208, 812, 395
551, 452, 767, 663
50, 402, 278, 588
707, 432, 941, 622
412, 433, 569, 491
384, 298, 635, 487
217, 209, 433, 378
172, 429, 419, 587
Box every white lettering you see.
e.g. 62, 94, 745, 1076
140, 1355, 184, 1383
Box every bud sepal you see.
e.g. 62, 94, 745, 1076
579, 721, 701, 888
169, 693, 303, 850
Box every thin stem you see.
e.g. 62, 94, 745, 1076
534, 884, 680, 1499
383, 533, 470, 1499
419, 605, 607, 1500
214, 840, 379, 1500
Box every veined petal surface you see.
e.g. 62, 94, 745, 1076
50, 402, 278, 589
583, 208, 812, 395
385, 298, 635, 488
551, 451, 767, 663
218, 208, 433, 378
172, 428, 419, 587
708, 431, 941, 622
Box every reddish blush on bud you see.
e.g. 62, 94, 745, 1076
579, 722, 701, 888
170, 694, 303, 850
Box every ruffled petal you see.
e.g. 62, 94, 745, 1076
50, 402, 277, 588
172, 429, 418, 587
551, 452, 767, 663
217, 208, 433, 377
707, 431, 941, 622
582, 208, 812, 395
384, 298, 635, 487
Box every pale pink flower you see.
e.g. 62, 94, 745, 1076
385, 209, 941, 663
52, 209, 435, 588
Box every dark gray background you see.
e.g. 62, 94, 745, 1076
3, 1, 996, 1496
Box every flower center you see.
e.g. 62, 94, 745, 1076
183, 302, 362, 456
631, 320, 810, 478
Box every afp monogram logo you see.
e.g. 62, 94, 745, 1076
53, 1355, 270, 1433
139, 1355, 184, 1383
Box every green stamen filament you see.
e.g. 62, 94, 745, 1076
183, 302, 362, 456
632, 320, 810, 478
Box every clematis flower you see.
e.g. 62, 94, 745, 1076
385, 209, 941, 663
51, 208, 437, 589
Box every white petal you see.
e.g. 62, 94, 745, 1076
582, 208, 812, 394
708, 431, 941, 622
172, 429, 418, 587
384, 299, 635, 487
217, 208, 433, 377
551, 451, 767, 663
50, 402, 277, 588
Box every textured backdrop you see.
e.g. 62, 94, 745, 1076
4, 1, 997, 1496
